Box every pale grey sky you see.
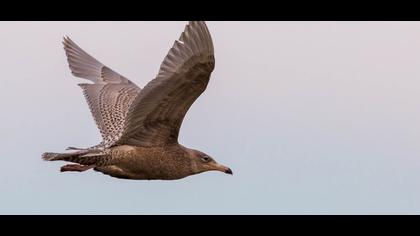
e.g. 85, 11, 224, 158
1, 21, 420, 214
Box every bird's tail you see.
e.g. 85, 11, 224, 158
42, 150, 104, 166
42, 151, 83, 162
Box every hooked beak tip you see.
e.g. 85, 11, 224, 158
225, 168, 233, 175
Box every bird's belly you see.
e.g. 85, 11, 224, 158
120, 162, 183, 180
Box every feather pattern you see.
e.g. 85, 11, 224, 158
63, 37, 141, 145
113, 21, 215, 147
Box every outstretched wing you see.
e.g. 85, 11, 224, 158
63, 37, 141, 145
113, 21, 215, 147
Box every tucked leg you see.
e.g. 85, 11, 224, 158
61, 164, 94, 172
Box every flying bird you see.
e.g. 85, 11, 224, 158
42, 21, 232, 180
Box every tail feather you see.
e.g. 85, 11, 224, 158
42, 151, 87, 162
42, 150, 106, 166
42, 152, 70, 161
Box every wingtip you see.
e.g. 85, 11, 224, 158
62, 36, 70, 47
62, 36, 75, 47
188, 21, 207, 26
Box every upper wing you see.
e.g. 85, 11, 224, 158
113, 21, 215, 147
63, 37, 141, 145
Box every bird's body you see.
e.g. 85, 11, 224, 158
42, 21, 232, 180
45, 145, 201, 180
97, 145, 193, 180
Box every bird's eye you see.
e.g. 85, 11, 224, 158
201, 156, 211, 162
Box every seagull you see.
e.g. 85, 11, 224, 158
42, 21, 233, 180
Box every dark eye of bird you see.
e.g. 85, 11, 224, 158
201, 156, 210, 162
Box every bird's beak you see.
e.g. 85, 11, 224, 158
214, 163, 233, 175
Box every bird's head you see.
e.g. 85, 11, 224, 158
189, 149, 233, 176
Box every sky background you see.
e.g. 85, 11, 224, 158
1, 21, 420, 214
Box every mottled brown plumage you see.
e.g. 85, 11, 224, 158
42, 21, 232, 180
